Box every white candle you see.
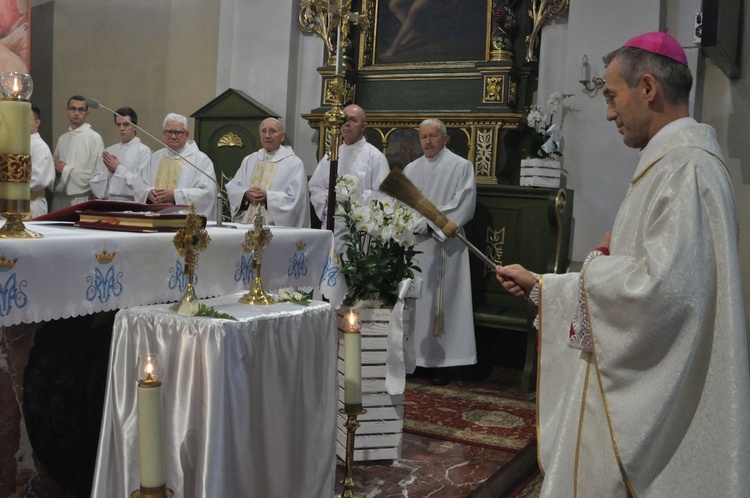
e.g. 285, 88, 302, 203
343, 310, 362, 408
0, 100, 31, 154
0, 99, 31, 210
137, 358, 167, 489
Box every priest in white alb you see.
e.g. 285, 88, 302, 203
309, 104, 390, 251
90, 107, 151, 201
135, 113, 218, 220
403, 118, 476, 386
226, 118, 310, 227
496, 32, 750, 497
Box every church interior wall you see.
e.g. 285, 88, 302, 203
216, 0, 323, 175
42, 0, 220, 151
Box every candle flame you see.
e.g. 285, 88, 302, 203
12, 77, 19, 94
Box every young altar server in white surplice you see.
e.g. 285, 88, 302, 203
90, 106, 151, 201
496, 32, 750, 498
51, 96, 105, 210
135, 113, 218, 220
403, 118, 477, 385
226, 118, 310, 227
29, 104, 55, 218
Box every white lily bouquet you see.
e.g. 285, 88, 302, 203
335, 174, 422, 307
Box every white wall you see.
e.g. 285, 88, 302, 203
216, 0, 323, 174
50, 0, 220, 149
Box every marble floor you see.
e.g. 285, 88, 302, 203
335, 433, 538, 497
333, 360, 541, 498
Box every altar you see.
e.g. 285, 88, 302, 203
91, 294, 338, 497
0, 221, 346, 496
0, 221, 346, 326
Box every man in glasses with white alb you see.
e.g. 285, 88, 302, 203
135, 112, 218, 219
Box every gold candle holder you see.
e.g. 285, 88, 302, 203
239, 205, 275, 305
336, 406, 367, 498
0, 72, 40, 238
170, 205, 210, 316
130, 486, 174, 498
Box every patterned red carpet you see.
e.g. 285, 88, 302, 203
403, 370, 536, 453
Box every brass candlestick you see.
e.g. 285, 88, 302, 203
170, 205, 210, 316
336, 406, 366, 498
239, 205, 275, 305
131, 486, 174, 498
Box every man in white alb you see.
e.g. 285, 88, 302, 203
309, 104, 390, 252
29, 104, 54, 218
135, 113, 217, 219
51, 95, 105, 210
226, 117, 309, 227
403, 118, 476, 385
90, 106, 151, 201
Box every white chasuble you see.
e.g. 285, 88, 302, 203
536, 120, 750, 498
403, 147, 477, 367
135, 141, 218, 220
226, 145, 310, 228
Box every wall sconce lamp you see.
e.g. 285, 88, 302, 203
579, 55, 605, 97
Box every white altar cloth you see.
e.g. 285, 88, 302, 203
0, 221, 347, 326
91, 294, 338, 498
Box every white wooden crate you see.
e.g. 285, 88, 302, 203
336, 308, 406, 462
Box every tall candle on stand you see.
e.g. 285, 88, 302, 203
343, 309, 362, 411
0, 72, 32, 214
136, 354, 167, 496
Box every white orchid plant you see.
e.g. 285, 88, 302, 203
335, 174, 421, 307
525, 91, 574, 159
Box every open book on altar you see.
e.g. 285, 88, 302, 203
33, 200, 204, 232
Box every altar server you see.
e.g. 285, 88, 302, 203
496, 32, 750, 497
403, 118, 476, 385
90, 107, 151, 201
51, 95, 105, 210
226, 118, 309, 227
29, 104, 54, 217
136, 113, 217, 219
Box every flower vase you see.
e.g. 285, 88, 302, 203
520, 157, 564, 188
336, 304, 414, 462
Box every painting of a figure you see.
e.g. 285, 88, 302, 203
0, 0, 30, 73
375, 0, 488, 65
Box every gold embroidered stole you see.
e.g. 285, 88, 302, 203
249, 156, 279, 190
154, 156, 183, 189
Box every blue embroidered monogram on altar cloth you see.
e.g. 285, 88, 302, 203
288, 241, 308, 280
169, 256, 195, 293
321, 253, 341, 288
234, 250, 255, 285
86, 250, 123, 304
0, 255, 27, 317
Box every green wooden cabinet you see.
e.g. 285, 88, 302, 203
465, 184, 573, 391
191, 88, 279, 191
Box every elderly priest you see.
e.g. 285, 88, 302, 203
225, 118, 310, 227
